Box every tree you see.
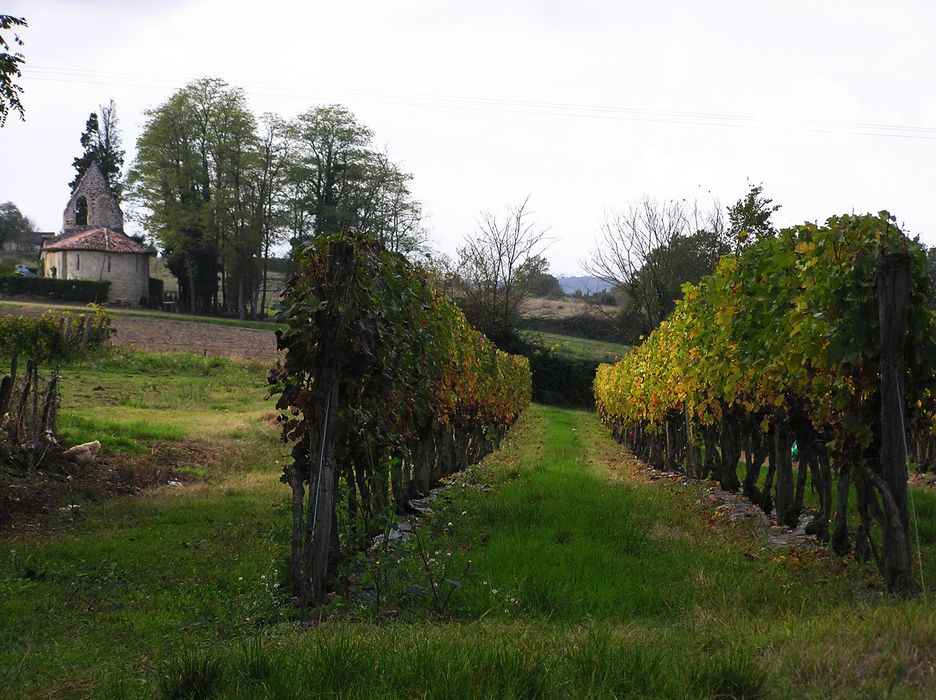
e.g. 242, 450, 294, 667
0, 14, 26, 127
455, 196, 549, 341
727, 181, 781, 250
289, 105, 375, 239
588, 198, 732, 337
518, 254, 563, 298
129, 79, 249, 312
70, 100, 125, 196
285, 105, 425, 252
0, 201, 34, 248
588, 198, 689, 334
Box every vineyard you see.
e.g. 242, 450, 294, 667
7, 225, 936, 697
270, 232, 531, 604
595, 212, 936, 593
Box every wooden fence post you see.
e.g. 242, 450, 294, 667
876, 252, 913, 595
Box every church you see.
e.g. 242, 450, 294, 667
40, 162, 153, 306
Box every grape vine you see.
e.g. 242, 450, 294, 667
594, 212, 936, 593
270, 231, 531, 604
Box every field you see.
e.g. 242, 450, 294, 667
1, 313, 936, 696
521, 329, 630, 362
0, 300, 280, 361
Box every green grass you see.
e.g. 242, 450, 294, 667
3, 356, 936, 697
522, 330, 630, 362
0, 298, 284, 332
58, 414, 186, 453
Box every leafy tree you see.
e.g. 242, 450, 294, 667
69, 100, 124, 196
518, 254, 563, 298
0, 14, 26, 127
455, 196, 549, 342
0, 201, 34, 248
289, 105, 374, 239
129, 79, 246, 312
727, 181, 781, 250
285, 105, 424, 252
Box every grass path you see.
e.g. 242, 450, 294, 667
3, 398, 936, 697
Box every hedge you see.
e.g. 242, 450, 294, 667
0, 275, 110, 303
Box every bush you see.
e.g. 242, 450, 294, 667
0, 315, 65, 360
148, 277, 164, 307
496, 333, 598, 407
0, 275, 110, 303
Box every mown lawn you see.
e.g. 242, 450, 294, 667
2, 353, 936, 698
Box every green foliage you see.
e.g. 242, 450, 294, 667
596, 211, 936, 579
69, 100, 124, 196
0, 314, 63, 360
273, 231, 531, 601
148, 276, 164, 306
596, 211, 936, 447
0, 201, 34, 248
0, 14, 27, 127
0, 274, 110, 303
728, 180, 781, 249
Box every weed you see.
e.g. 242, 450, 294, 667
159, 648, 223, 700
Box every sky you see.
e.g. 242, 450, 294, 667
2, 0, 935, 276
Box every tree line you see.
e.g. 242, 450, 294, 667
127, 78, 424, 318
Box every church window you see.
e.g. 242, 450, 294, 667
107, 256, 112, 272
76, 253, 80, 271
75, 196, 88, 226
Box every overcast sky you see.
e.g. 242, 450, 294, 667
2, 0, 935, 275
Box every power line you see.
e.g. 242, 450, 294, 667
22, 64, 936, 141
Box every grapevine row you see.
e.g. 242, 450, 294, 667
595, 212, 936, 593
271, 232, 532, 604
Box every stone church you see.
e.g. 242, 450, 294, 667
40, 162, 153, 306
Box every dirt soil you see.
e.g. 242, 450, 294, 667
0, 302, 279, 362
0, 439, 230, 538
112, 316, 279, 362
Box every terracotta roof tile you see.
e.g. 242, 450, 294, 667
42, 228, 152, 254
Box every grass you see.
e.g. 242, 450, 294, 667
0, 298, 284, 332
2, 352, 936, 697
58, 414, 186, 453
522, 330, 630, 362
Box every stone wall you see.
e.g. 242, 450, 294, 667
62, 163, 123, 231
42, 250, 149, 305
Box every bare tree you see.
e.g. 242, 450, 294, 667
456, 196, 549, 340
588, 197, 733, 336
587, 198, 689, 332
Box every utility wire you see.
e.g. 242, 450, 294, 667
22, 65, 936, 141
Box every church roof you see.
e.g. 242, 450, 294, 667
42, 227, 152, 254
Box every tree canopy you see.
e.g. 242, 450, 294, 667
129, 79, 424, 318
0, 201, 34, 248
70, 100, 124, 196
0, 14, 27, 127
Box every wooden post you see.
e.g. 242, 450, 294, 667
774, 417, 797, 527
297, 239, 355, 606
876, 253, 913, 594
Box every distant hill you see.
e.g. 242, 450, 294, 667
557, 275, 614, 295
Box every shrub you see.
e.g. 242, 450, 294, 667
148, 277, 164, 307
0, 314, 65, 360
0, 275, 110, 303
